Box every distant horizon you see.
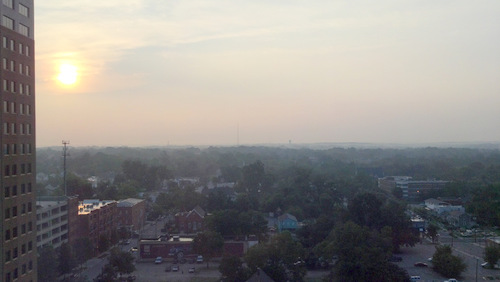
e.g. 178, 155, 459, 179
36, 141, 500, 150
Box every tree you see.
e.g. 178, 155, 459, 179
108, 247, 136, 277
245, 232, 306, 282
192, 231, 224, 268
72, 237, 94, 267
59, 242, 75, 277
38, 245, 59, 282
432, 245, 467, 278
484, 245, 500, 269
427, 224, 439, 243
219, 256, 250, 282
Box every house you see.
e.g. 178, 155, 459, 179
277, 213, 299, 232
424, 198, 464, 215
175, 206, 206, 234
445, 210, 475, 228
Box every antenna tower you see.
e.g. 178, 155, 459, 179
62, 140, 70, 196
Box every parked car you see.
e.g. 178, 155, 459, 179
414, 262, 428, 267
410, 276, 421, 281
188, 267, 195, 273
154, 257, 163, 264
172, 265, 179, 272
444, 279, 458, 282
129, 247, 138, 252
165, 265, 171, 272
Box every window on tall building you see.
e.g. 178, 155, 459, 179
21, 224, 26, 234
12, 185, 17, 196
4, 165, 10, 176
28, 222, 32, 232
21, 184, 25, 194
2, 16, 13, 29
27, 182, 32, 192
26, 105, 30, 115
12, 227, 17, 238
25, 84, 30, 95
18, 24, 29, 37
10, 60, 14, 71
10, 81, 15, 92
5, 229, 11, 240
10, 39, 14, 50
19, 4, 29, 17
25, 65, 29, 76
19, 103, 24, 114
4, 186, 9, 197
19, 63, 23, 74
2, 58, 6, 69
3, 0, 13, 8
3, 79, 8, 91
10, 102, 15, 113
25, 45, 29, 56
19, 83, 23, 94
5, 208, 10, 219
12, 206, 17, 217
2, 36, 7, 48
18, 43, 23, 54
28, 241, 32, 251
4, 144, 9, 155
27, 202, 32, 212
5, 250, 11, 262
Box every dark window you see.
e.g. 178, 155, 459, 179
5, 250, 11, 262
5, 229, 10, 240
27, 183, 31, 192
27, 163, 31, 173
13, 247, 17, 259
20, 164, 25, 174
4, 208, 10, 219
12, 185, 17, 196
4, 165, 10, 176
21, 244, 25, 254
12, 227, 17, 238
27, 202, 32, 212
4, 186, 9, 197
11, 164, 16, 175
21, 184, 25, 194
28, 241, 32, 251
21, 224, 25, 234
12, 206, 17, 217
28, 222, 32, 232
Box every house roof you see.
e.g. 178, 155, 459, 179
117, 198, 144, 207
278, 213, 297, 222
246, 268, 275, 282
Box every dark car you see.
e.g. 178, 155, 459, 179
165, 265, 171, 272
414, 262, 428, 267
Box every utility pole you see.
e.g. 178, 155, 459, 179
62, 140, 70, 196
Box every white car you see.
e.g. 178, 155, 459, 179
154, 257, 163, 264
444, 279, 458, 282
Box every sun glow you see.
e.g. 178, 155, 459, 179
57, 63, 78, 85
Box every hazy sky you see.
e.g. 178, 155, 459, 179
35, 1, 500, 147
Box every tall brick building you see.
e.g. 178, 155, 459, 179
0, 1, 36, 281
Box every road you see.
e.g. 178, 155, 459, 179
396, 232, 500, 282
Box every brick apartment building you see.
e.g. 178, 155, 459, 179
116, 198, 146, 231
75, 199, 117, 255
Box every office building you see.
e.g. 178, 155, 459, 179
378, 176, 448, 200
1, 0, 36, 281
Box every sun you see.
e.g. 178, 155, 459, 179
57, 63, 78, 85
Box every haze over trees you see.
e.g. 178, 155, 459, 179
35, 144, 500, 279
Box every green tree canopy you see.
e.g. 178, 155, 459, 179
193, 231, 224, 268
432, 245, 467, 278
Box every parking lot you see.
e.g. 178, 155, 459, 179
132, 260, 221, 282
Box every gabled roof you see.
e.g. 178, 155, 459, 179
278, 213, 297, 222
246, 268, 275, 282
